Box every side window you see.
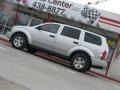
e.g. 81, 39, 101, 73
61, 26, 81, 39
84, 32, 102, 45
35, 24, 60, 34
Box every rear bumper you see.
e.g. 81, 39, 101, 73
91, 57, 107, 68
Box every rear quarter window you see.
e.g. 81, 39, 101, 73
84, 32, 102, 46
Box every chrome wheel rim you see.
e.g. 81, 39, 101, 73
13, 36, 24, 48
73, 57, 85, 69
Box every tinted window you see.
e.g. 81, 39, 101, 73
61, 26, 81, 39
36, 24, 60, 34
84, 32, 102, 45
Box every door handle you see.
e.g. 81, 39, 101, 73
49, 35, 55, 38
73, 41, 79, 44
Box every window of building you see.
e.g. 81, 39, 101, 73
30, 17, 43, 26
7, 11, 16, 27
61, 26, 81, 39
84, 32, 102, 45
0, 11, 8, 25
35, 24, 60, 34
0, 11, 9, 34
16, 13, 31, 26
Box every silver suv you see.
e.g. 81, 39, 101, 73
7, 22, 109, 72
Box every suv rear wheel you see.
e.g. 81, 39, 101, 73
71, 53, 91, 72
11, 34, 27, 50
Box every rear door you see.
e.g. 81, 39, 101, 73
54, 26, 81, 56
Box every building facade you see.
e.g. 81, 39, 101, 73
0, 0, 119, 54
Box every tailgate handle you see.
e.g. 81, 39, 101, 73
73, 41, 79, 44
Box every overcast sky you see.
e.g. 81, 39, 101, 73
67, 0, 120, 14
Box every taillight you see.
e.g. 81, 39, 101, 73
101, 51, 107, 60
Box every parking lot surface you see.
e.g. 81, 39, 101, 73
0, 40, 119, 90
0, 77, 29, 90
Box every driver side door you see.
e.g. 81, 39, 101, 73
31, 23, 60, 51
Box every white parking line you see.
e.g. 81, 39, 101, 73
65, 69, 76, 74
114, 85, 120, 90
0, 46, 5, 50
43, 64, 59, 71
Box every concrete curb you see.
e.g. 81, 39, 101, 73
0, 35, 9, 43
0, 37, 9, 43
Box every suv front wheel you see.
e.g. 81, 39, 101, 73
11, 34, 27, 50
71, 53, 91, 72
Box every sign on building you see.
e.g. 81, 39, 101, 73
9, 0, 120, 33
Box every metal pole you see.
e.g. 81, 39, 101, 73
14, 4, 20, 25
2, 16, 9, 34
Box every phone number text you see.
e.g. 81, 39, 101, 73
33, 2, 65, 15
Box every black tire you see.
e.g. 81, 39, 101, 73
71, 53, 91, 72
11, 33, 27, 50
27, 46, 37, 53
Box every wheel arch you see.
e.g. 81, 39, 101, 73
10, 31, 32, 44
68, 46, 95, 58
70, 50, 90, 59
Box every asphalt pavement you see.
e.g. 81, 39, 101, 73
0, 77, 29, 90
0, 40, 119, 90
